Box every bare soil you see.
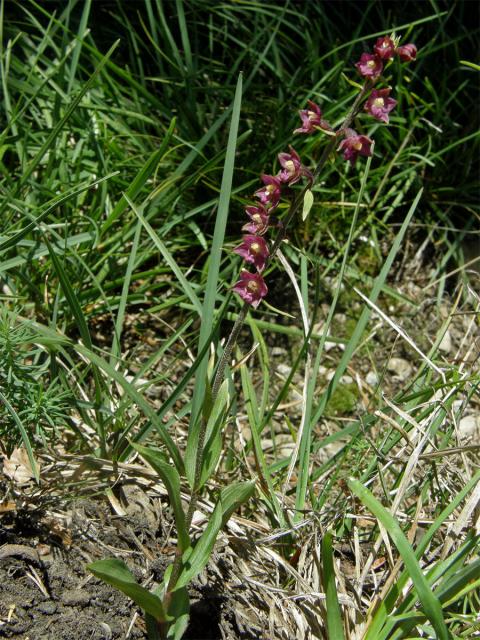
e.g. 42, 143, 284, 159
0, 497, 242, 640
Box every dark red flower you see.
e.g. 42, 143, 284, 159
373, 36, 396, 60
364, 88, 397, 124
232, 270, 268, 308
355, 53, 383, 80
396, 43, 417, 62
294, 100, 332, 134
338, 129, 373, 162
233, 234, 270, 272
243, 204, 271, 235
255, 174, 282, 207
277, 146, 310, 185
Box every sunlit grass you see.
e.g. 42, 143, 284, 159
1, 1, 478, 637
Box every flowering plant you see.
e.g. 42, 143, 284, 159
229, 33, 416, 319
89, 33, 417, 640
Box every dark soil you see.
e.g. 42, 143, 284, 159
0, 495, 241, 640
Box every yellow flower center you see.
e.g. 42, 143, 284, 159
250, 242, 260, 254
266, 184, 274, 194
284, 160, 295, 175
252, 213, 262, 223
373, 97, 385, 108
307, 110, 317, 120
247, 281, 259, 293
367, 60, 376, 68
353, 141, 363, 151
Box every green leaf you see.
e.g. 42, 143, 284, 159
44, 238, 93, 350
166, 587, 190, 640
365, 469, 480, 640
175, 481, 255, 590
321, 531, 345, 640
239, 357, 286, 527
201, 374, 214, 424
0, 174, 116, 255
185, 379, 230, 490
347, 478, 450, 640
219, 480, 256, 526
147, 576, 191, 640
294, 154, 376, 521
88, 558, 168, 622
187, 73, 243, 479
460, 60, 480, 71
200, 381, 230, 488
132, 444, 190, 552
302, 188, 314, 221
175, 500, 222, 591
126, 195, 202, 318
1, 40, 119, 205
101, 117, 176, 234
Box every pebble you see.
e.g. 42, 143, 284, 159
366, 371, 379, 386
324, 339, 338, 352
276, 363, 292, 377
458, 415, 480, 441
438, 329, 452, 353
387, 357, 412, 381
61, 589, 91, 607
326, 372, 353, 384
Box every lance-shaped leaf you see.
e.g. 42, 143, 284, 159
88, 558, 168, 622
200, 380, 230, 490
174, 481, 255, 590
132, 444, 190, 552
302, 188, 314, 221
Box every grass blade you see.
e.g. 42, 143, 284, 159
321, 531, 345, 640
1, 40, 119, 208
126, 195, 202, 318
348, 478, 449, 640
101, 117, 176, 234
186, 72, 243, 487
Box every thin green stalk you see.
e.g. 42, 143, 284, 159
209, 79, 373, 423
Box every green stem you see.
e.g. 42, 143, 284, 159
165, 304, 248, 597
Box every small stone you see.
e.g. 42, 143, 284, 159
366, 371, 378, 386
387, 357, 412, 381
438, 330, 452, 353
276, 363, 292, 377
452, 400, 463, 412
313, 321, 336, 351
324, 339, 338, 352
458, 415, 480, 441
191, 510, 207, 527
61, 589, 91, 607
37, 601, 57, 615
